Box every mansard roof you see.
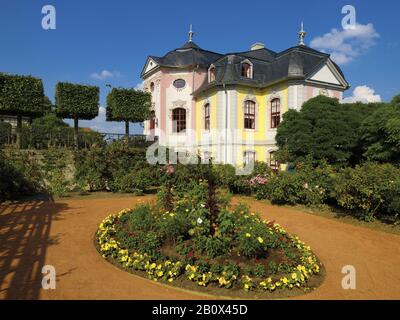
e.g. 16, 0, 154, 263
194, 45, 349, 95
141, 41, 349, 91
140, 41, 223, 77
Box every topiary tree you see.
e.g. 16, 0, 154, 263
55, 82, 99, 148
0, 73, 50, 148
106, 87, 151, 138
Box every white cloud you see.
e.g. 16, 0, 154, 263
342, 85, 382, 104
310, 23, 379, 65
134, 81, 144, 91
90, 70, 122, 80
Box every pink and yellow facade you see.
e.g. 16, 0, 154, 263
141, 30, 349, 166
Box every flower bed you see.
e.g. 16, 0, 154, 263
95, 205, 324, 298
95, 162, 324, 298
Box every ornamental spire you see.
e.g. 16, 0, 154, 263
188, 24, 194, 42
298, 21, 307, 46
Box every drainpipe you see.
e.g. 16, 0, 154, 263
223, 83, 228, 164
192, 64, 199, 153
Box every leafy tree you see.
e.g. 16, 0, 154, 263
275, 95, 376, 166
0, 73, 50, 148
55, 82, 99, 148
106, 88, 151, 138
360, 95, 400, 163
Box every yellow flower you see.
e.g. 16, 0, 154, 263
157, 271, 163, 277
291, 273, 297, 280
257, 237, 264, 244
246, 233, 251, 238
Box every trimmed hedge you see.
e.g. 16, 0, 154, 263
0, 73, 49, 117
106, 87, 151, 123
55, 82, 99, 120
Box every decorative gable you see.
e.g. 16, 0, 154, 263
143, 58, 159, 76
308, 60, 347, 88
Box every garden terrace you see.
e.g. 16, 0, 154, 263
0, 127, 151, 150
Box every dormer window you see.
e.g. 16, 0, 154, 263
208, 66, 216, 82
241, 62, 252, 78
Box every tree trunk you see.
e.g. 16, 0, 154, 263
74, 118, 79, 149
16, 115, 22, 149
125, 121, 129, 144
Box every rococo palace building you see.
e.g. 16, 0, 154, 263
141, 25, 349, 168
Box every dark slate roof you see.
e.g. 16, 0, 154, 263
141, 41, 223, 76
193, 45, 349, 95
142, 41, 349, 91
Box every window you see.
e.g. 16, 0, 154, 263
203, 151, 211, 163
269, 151, 279, 173
244, 151, 255, 165
244, 100, 255, 129
271, 98, 281, 128
209, 67, 215, 82
204, 103, 210, 130
150, 82, 155, 92
172, 108, 186, 133
241, 63, 252, 78
149, 110, 156, 130
173, 79, 186, 89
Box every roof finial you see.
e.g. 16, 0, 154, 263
188, 24, 194, 42
298, 21, 307, 46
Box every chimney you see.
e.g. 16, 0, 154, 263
251, 42, 265, 50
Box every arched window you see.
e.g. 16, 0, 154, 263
271, 98, 281, 128
150, 82, 155, 92
204, 103, 210, 130
149, 110, 156, 130
241, 63, 252, 78
172, 108, 186, 133
209, 67, 215, 82
269, 151, 279, 173
244, 100, 255, 129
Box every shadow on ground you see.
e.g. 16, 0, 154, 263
0, 199, 68, 300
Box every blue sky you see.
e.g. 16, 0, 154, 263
0, 0, 399, 134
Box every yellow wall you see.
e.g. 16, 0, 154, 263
195, 83, 289, 165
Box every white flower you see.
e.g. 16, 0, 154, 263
200, 204, 205, 208
197, 218, 203, 225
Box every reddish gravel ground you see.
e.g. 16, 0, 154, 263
0, 195, 399, 300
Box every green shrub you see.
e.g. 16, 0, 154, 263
255, 160, 334, 206
126, 205, 155, 232
74, 147, 109, 191
253, 264, 267, 278
213, 164, 236, 188
227, 162, 272, 195
332, 163, 400, 220
0, 151, 35, 201
110, 167, 152, 194
140, 231, 162, 255
193, 235, 231, 259
74, 142, 160, 193
42, 149, 70, 197
157, 210, 192, 242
